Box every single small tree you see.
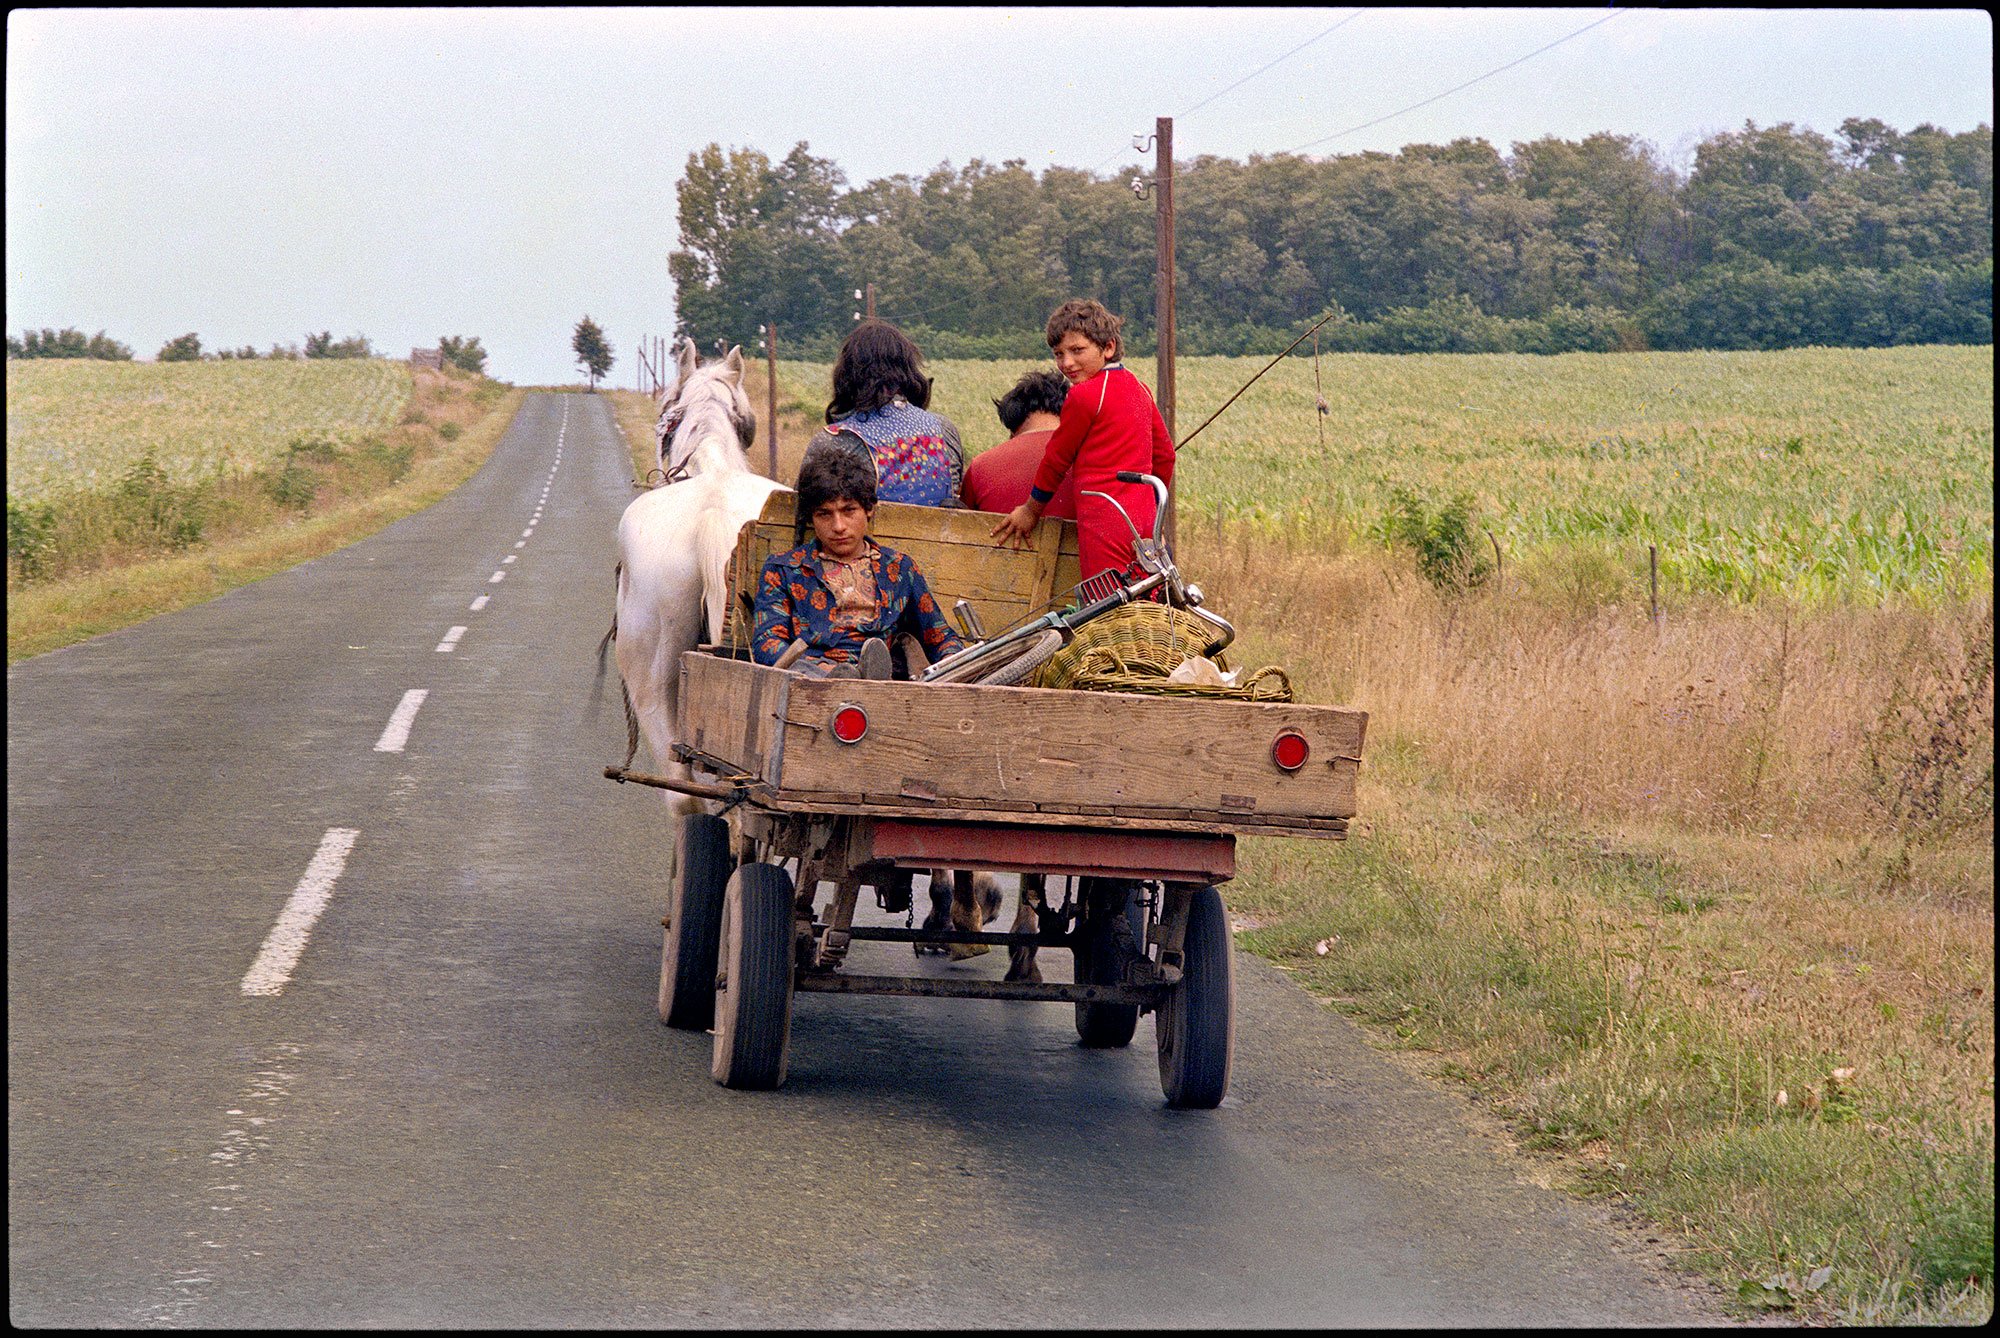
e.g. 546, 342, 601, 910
438, 334, 487, 374
157, 332, 204, 362
572, 316, 614, 390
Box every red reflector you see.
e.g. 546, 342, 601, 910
831, 704, 869, 744
1272, 730, 1309, 772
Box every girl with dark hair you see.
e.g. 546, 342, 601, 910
801, 319, 965, 507
752, 445, 964, 679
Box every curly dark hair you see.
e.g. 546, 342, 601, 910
825, 319, 933, 422
1044, 298, 1123, 357
793, 443, 878, 545
992, 370, 1072, 433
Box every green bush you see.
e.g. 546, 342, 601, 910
156, 333, 203, 362
114, 454, 206, 547
1383, 486, 1495, 595
6, 328, 134, 360
6, 495, 58, 578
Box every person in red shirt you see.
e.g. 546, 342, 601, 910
990, 299, 1175, 583
960, 369, 1079, 520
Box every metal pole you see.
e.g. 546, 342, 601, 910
1155, 115, 1177, 551
766, 320, 779, 479
866, 283, 876, 320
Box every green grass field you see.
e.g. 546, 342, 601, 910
783, 344, 1993, 601
6, 358, 413, 502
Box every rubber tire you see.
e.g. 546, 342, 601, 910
659, 813, 732, 1030
1073, 879, 1143, 1048
926, 628, 1050, 685
973, 628, 1063, 686
711, 863, 797, 1091
1157, 885, 1234, 1109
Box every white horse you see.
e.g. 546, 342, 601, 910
609, 338, 784, 821
607, 339, 1012, 965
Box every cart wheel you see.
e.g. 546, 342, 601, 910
1157, 885, 1233, 1109
659, 813, 732, 1030
711, 862, 797, 1090
1073, 879, 1143, 1048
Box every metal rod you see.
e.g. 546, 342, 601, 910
865, 282, 876, 319
794, 972, 1163, 1005
766, 318, 779, 479
845, 925, 1072, 948
1155, 114, 1177, 553
1175, 308, 1344, 452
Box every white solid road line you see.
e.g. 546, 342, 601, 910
240, 828, 360, 996
373, 688, 429, 753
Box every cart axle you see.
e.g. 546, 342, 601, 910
795, 971, 1166, 1005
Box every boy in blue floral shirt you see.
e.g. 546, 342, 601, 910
752, 446, 964, 679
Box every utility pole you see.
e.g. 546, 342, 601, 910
866, 283, 876, 320
1154, 115, 1177, 550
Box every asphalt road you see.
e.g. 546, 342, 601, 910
8, 391, 1739, 1327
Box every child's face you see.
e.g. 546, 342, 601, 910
812, 496, 872, 560
1052, 330, 1114, 384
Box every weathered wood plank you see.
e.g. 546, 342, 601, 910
775, 673, 1363, 820
719, 492, 1081, 648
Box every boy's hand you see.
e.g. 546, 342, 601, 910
990, 501, 1042, 548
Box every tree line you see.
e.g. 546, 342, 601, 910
669, 118, 1992, 358
7, 329, 489, 372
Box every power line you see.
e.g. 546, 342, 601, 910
1175, 8, 1367, 122
1088, 8, 1368, 176
1288, 7, 1629, 154
1175, 6, 1629, 192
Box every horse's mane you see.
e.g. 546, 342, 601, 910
661, 353, 758, 476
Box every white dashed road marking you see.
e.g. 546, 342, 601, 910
240, 829, 360, 996
373, 689, 429, 753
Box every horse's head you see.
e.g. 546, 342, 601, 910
656, 340, 759, 481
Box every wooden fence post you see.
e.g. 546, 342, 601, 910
1650, 543, 1662, 628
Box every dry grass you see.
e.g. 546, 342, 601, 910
1191, 518, 1994, 835
1188, 522, 1993, 1321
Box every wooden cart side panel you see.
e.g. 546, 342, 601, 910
719, 492, 1081, 650
679, 651, 789, 785
778, 675, 1365, 821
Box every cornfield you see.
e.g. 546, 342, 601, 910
800, 343, 1993, 602
6, 359, 412, 502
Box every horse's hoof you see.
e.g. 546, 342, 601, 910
947, 942, 991, 961
1003, 962, 1043, 984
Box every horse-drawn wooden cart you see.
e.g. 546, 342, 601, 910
607, 492, 1366, 1108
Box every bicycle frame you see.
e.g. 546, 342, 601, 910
920, 473, 1234, 685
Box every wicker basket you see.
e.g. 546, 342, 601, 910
1030, 603, 1293, 702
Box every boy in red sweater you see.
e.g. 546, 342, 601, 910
990, 299, 1175, 584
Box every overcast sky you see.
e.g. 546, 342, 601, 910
6, 7, 1992, 386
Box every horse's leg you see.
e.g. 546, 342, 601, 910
1005, 873, 1046, 983
947, 870, 1000, 961
915, 867, 952, 955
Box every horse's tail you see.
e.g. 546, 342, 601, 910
590, 562, 632, 762
692, 506, 736, 648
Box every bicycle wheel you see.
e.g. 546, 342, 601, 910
926, 626, 1051, 685
971, 628, 1063, 687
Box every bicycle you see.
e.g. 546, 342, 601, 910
919, 473, 1235, 687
